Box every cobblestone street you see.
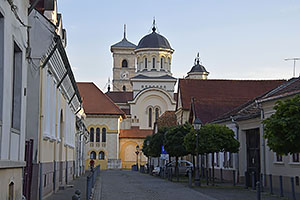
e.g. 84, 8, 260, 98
99, 170, 285, 200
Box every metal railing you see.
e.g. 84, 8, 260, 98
86, 165, 100, 200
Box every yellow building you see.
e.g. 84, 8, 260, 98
77, 82, 125, 170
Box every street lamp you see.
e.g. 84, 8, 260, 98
193, 117, 202, 186
135, 145, 140, 171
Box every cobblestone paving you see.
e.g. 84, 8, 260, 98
100, 170, 287, 200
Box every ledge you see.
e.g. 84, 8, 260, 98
0, 160, 26, 169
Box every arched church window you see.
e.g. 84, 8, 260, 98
90, 128, 94, 142
96, 128, 100, 142
122, 59, 128, 68
99, 151, 105, 160
90, 151, 96, 159
102, 128, 106, 142
155, 108, 160, 122
148, 107, 152, 128
152, 57, 156, 68
122, 85, 126, 91
161, 57, 164, 68
144, 58, 147, 69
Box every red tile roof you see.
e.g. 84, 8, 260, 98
157, 111, 177, 128
178, 79, 286, 123
106, 91, 133, 103
120, 127, 152, 139
77, 82, 125, 116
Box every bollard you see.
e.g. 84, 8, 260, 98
233, 170, 236, 186
220, 168, 223, 183
252, 172, 256, 190
206, 169, 209, 185
260, 174, 264, 192
188, 170, 192, 188
256, 181, 261, 200
245, 171, 248, 189
291, 177, 296, 200
209, 168, 212, 181
269, 174, 273, 195
279, 175, 283, 197
170, 168, 173, 182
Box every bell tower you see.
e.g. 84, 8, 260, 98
110, 25, 136, 92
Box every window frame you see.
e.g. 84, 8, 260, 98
144, 57, 147, 69
102, 128, 106, 143
152, 57, 155, 69
90, 128, 94, 142
148, 107, 152, 128
122, 59, 128, 68
96, 127, 100, 142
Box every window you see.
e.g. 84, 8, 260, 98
90, 128, 94, 142
144, 57, 147, 68
215, 152, 220, 167
292, 153, 300, 163
0, 13, 4, 122
96, 128, 100, 142
122, 85, 126, 91
11, 43, 22, 131
90, 151, 96, 159
9, 182, 14, 200
275, 153, 283, 162
161, 57, 164, 69
122, 59, 128, 68
148, 108, 152, 128
155, 108, 159, 122
99, 151, 105, 160
102, 128, 106, 142
152, 57, 155, 68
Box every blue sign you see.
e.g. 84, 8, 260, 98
161, 146, 167, 154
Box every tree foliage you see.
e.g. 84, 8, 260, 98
164, 123, 191, 158
142, 135, 152, 157
197, 124, 240, 154
149, 131, 164, 157
263, 95, 300, 155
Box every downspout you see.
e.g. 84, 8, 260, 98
231, 116, 240, 184
256, 100, 266, 186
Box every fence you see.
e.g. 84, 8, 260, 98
86, 165, 100, 200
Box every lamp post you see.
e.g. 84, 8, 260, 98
135, 145, 140, 171
146, 140, 150, 173
193, 117, 202, 186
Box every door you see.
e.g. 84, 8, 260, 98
246, 128, 260, 187
23, 139, 33, 200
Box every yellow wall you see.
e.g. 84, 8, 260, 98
85, 149, 108, 170
119, 138, 147, 169
0, 168, 23, 200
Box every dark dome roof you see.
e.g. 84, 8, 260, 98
188, 59, 208, 74
136, 28, 172, 50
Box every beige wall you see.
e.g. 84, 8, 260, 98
0, 168, 23, 200
119, 138, 147, 169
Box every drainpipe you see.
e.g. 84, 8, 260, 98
256, 100, 266, 186
231, 116, 240, 184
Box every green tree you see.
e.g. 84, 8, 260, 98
197, 124, 240, 184
142, 135, 152, 157
164, 123, 190, 181
263, 94, 300, 155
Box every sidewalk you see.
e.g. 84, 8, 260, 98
45, 173, 88, 200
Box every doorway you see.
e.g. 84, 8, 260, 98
246, 128, 260, 187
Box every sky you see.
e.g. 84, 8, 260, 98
57, 0, 300, 91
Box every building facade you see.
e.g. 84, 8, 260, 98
25, 2, 83, 199
0, 1, 29, 199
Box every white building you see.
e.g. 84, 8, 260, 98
0, 0, 29, 199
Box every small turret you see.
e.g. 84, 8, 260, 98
186, 53, 209, 80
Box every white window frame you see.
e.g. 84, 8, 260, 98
273, 152, 283, 164
290, 153, 300, 165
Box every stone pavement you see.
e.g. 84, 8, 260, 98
45, 173, 88, 200
99, 170, 289, 200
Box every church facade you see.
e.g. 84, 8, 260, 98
107, 23, 177, 168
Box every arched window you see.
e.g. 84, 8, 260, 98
144, 57, 147, 68
90, 128, 94, 142
102, 128, 106, 142
152, 57, 155, 68
155, 108, 160, 121
148, 107, 152, 128
122, 59, 128, 68
122, 85, 126, 91
161, 57, 164, 68
99, 151, 105, 160
90, 151, 96, 159
96, 128, 100, 142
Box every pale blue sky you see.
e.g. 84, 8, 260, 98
58, 0, 300, 91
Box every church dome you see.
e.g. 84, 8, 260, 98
136, 27, 172, 50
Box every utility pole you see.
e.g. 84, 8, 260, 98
285, 58, 300, 77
